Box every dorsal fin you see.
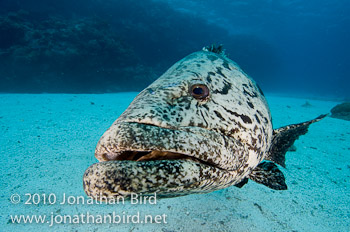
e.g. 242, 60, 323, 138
265, 114, 327, 167
202, 44, 227, 56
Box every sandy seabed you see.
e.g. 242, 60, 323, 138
0, 93, 349, 232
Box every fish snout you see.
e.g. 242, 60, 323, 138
94, 129, 122, 161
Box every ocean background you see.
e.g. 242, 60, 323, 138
0, 0, 349, 231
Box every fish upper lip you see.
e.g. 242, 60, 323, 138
95, 121, 245, 171
101, 123, 220, 168
98, 121, 196, 161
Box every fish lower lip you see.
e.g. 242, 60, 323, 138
83, 159, 233, 198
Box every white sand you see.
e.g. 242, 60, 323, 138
0, 93, 349, 232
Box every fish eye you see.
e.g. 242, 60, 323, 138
190, 84, 210, 100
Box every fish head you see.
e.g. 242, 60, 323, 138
83, 50, 273, 198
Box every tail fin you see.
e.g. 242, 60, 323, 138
265, 114, 327, 168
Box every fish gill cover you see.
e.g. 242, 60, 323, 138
0, 0, 349, 99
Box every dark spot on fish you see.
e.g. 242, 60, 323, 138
196, 64, 201, 67
207, 55, 218, 61
247, 144, 259, 153
263, 117, 268, 123
254, 114, 261, 123
222, 61, 231, 70
199, 110, 209, 127
206, 71, 216, 84
247, 101, 254, 109
202, 104, 210, 111
214, 110, 225, 121
196, 122, 207, 128
188, 120, 195, 127
258, 134, 262, 144
230, 128, 240, 135
252, 137, 257, 144
243, 88, 258, 98
257, 110, 263, 117
188, 71, 200, 78
221, 81, 231, 94
220, 105, 252, 124
162, 114, 170, 121
216, 67, 227, 78
206, 75, 212, 83
240, 115, 252, 124
231, 112, 252, 124
213, 80, 231, 95
256, 84, 265, 96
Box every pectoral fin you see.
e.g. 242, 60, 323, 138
248, 162, 287, 190
234, 177, 248, 188
234, 114, 327, 190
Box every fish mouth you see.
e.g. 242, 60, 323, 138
101, 146, 216, 168
83, 122, 247, 198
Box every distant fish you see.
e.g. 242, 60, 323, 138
83, 45, 326, 198
330, 102, 350, 121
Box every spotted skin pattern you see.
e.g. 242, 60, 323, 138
83, 50, 302, 198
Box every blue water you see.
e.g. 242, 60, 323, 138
0, 0, 349, 99
165, 0, 350, 98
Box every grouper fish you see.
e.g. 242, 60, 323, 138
83, 45, 326, 198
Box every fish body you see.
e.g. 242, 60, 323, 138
83, 46, 326, 198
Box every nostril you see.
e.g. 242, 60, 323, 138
102, 153, 119, 161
